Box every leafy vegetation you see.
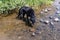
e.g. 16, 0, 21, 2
0, 0, 53, 14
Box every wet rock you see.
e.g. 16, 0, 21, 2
54, 17, 60, 22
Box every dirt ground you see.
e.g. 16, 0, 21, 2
0, 5, 56, 40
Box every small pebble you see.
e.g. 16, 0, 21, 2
42, 9, 45, 11
35, 31, 41, 34
18, 36, 22, 39
47, 8, 51, 11
22, 29, 27, 32
44, 9, 48, 13
31, 32, 35, 36
49, 22, 55, 31
50, 22, 54, 25
29, 28, 35, 32
49, 16, 53, 19
54, 17, 60, 22
38, 32, 42, 34
40, 11, 44, 14
40, 19, 44, 23
40, 19, 49, 24
36, 26, 42, 31
56, 7, 60, 10
44, 20, 49, 24
56, 11, 60, 14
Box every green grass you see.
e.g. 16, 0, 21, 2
0, 0, 53, 14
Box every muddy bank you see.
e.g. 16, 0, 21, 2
0, 4, 56, 40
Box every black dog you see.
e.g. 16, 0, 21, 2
17, 6, 35, 26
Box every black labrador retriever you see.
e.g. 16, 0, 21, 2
17, 6, 35, 27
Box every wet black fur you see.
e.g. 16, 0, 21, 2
17, 6, 35, 27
